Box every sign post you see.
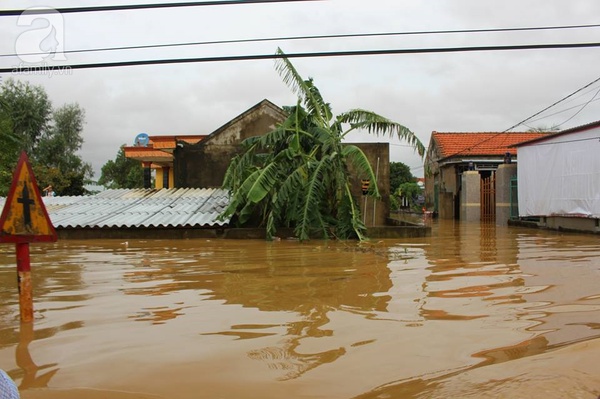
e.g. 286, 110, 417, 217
16, 243, 33, 321
0, 152, 57, 323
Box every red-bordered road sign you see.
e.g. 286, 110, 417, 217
0, 152, 57, 243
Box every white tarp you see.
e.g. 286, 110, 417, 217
518, 126, 600, 217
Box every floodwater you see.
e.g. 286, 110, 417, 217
1, 221, 599, 399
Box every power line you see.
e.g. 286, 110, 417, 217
3, 23, 600, 59
554, 83, 600, 105
523, 135, 600, 147
3, 41, 600, 74
439, 74, 600, 160
555, 86, 600, 127
502, 75, 600, 132
525, 96, 600, 124
0, 0, 322, 16
390, 143, 428, 149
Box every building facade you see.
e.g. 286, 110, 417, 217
124, 135, 206, 189
173, 99, 288, 188
424, 131, 548, 222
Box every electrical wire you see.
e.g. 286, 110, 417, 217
549, 83, 600, 106
502, 75, 600, 132
525, 96, 600, 125
554, 86, 600, 127
521, 135, 600, 146
390, 143, 428, 149
0, 0, 322, 16
2, 23, 600, 59
2, 41, 600, 74
438, 74, 600, 160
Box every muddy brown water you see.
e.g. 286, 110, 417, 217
1, 221, 599, 399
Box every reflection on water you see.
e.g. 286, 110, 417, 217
15, 322, 59, 389
0, 221, 599, 399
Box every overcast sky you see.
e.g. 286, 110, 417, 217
1, 0, 599, 178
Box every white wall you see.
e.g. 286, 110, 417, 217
518, 125, 600, 217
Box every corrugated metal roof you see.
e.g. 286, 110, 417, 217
0, 188, 231, 229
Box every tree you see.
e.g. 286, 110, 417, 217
0, 79, 51, 156
390, 161, 414, 193
0, 78, 92, 196
527, 125, 560, 133
98, 145, 144, 189
0, 100, 19, 196
35, 103, 93, 195
220, 49, 425, 241
394, 181, 423, 211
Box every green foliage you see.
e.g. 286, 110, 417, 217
0, 79, 92, 196
35, 103, 93, 195
0, 101, 19, 196
0, 79, 51, 155
390, 161, 414, 192
389, 194, 399, 211
394, 182, 423, 211
98, 145, 144, 189
220, 49, 425, 241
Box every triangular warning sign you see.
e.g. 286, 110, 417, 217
0, 152, 57, 243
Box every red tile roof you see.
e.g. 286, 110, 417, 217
432, 132, 549, 158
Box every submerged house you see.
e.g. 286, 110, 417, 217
514, 120, 600, 233
124, 100, 287, 190
124, 99, 395, 227
0, 102, 429, 241
424, 131, 548, 221
173, 99, 288, 188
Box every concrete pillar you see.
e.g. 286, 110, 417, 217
162, 167, 170, 189
461, 171, 480, 222
495, 163, 517, 225
439, 192, 454, 219
143, 162, 152, 189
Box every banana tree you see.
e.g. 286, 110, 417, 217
220, 49, 425, 241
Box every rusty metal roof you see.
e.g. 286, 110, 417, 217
1, 188, 231, 229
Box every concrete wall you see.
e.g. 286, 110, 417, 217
424, 177, 435, 210
510, 216, 600, 235
543, 216, 600, 233
174, 143, 239, 188
173, 100, 391, 226
56, 225, 430, 240
348, 143, 390, 227
439, 192, 454, 219
440, 165, 459, 194
174, 100, 286, 188
177, 139, 390, 226
495, 163, 517, 225
426, 164, 459, 219
460, 171, 480, 222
